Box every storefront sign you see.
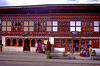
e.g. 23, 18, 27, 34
72, 31, 78, 35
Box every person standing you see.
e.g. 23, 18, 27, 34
89, 45, 92, 58
42, 43, 45, 53
35, 42, 38, 52
38, 41, 42, 53
46, 41, 51, 52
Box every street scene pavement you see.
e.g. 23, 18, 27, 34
0, 52, 100, 66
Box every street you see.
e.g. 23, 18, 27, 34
0, 61, 100, 66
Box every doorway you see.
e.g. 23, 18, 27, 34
24, 39, 30, 51
73, 40, 79, 52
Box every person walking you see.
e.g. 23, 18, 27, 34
89, 45, 92, 58
35, 42, 38, 52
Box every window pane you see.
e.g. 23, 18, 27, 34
24, 27, 28, 31
7, 21, 11, 26
29, 27, 33, 31
94, 21, 99, 26
2, 21, 6, 26
29, 21, 34, 26
53, 21, 58, 26
76, 21, 81, 26
2, 27, 6, 31
24, 21, 28, 26
70, 21, 75, 26
76, 27, 81, 32
53, 27, 57, 31
7, 27, 11, 31
94, 27, 99, 32
47, 27, 52, 31
70, 27, 75, 31
47, 21, 52, 26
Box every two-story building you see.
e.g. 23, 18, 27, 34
0, 4, 100, 52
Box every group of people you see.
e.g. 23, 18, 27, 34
35, 41, 51, 53
80, 46, 92, 57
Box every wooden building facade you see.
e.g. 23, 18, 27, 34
0, 4, 100, 52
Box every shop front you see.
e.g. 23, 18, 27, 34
54, 38, 99, 52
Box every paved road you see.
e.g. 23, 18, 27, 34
0, 61, 100, 66
0, 52, 100, 66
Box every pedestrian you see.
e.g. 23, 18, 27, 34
89, 45, 92, 58
42, 43, 45, 53
38, 41, 42, 53
80, 48, 84, 57
46, 41, 51, 52
83, 48, 86, 56
35, 42, 38, 52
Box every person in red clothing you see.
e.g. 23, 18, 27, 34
80, 48, 84, 57
38, 41, 42, 53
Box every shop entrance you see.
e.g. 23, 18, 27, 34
24, 39, 30, 51
73, 40, 79, 52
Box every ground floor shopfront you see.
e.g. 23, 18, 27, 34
1, 36, 100, 53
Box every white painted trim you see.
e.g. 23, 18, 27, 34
2, 36, 100, 39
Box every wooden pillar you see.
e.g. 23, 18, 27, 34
72, 39, 74, 51
79, 39, 81, 52
16, 39, 18, 46
85, 40, 87, 49
11, 39, 13, 46
35, 39, 37, 44
65, 39, 68, 52
30, 38, 32, 47
22, 39, 24, 47
60, 39, 61, 47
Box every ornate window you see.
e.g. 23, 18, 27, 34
61, 39, 66, 47
58, 21, 69, 32
54, 39, 60, 47
87, 40, 92, 48
68, 40, 72, 47
12, 21, 23, 32
34, 21, 46, 32
81, 40, 85, 47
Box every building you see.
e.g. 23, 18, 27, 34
0, 4, 100, 52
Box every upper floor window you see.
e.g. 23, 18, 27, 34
94, 21, 99, 32
70, 21, 81, 32
53, 21, 58, 32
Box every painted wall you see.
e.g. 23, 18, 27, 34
30, 47, 35, 52
99, 39, 100, 48
2, 36, 5, 46
3, 46, 23, 52
54, 48, 65, 52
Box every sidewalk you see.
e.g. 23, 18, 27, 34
0, 52, 100, 65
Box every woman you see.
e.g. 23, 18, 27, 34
80, 48, 84, 57
38, 42, 42, 53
